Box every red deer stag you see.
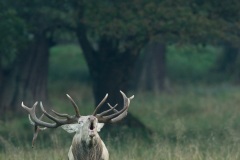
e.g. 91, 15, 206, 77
21, 91, 134, 160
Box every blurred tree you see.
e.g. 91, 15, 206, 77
215, 43, 240, 82
1, 0, 239, 116
203, 0, 240, 82
137, 0, 240, 87
75, 0, 145, 111
0, 0, 71, 114
74, 0, 226, 108
0, 2, 28, 113
137, 41, 166, 92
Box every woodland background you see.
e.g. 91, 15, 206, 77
1, 0, 240, 159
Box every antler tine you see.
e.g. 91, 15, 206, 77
52, 109, 72, 119
22, 101, 78, 129
111, 110, 128, 123
29, 114, 47, 148
109, 91, 134, 123
22, 101, 38, 113
28, 113, 37, 126
66, 94, 81, 117
97, 103, 118, 116
36, 114, 47, 130
96, 91, 134, 123
92, 94, 108, 116
100, 91, 130, 119
40, 102, 67, 125
22, 99, 82, 147
22, 102, 54, 127
100, 104, 126, 120
107, 103, 118, 113
28, 114, 47, 130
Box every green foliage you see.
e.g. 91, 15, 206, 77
49, 44, 89, 83
83, 0, 240, 47
0, 0, 75, 51
0, 7, 26, 69
10, 0, 74, 33
167, 45, 222, 83
193, 0, 240, 46
0, 0, 74, 71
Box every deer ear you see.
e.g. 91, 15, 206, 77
97, 123, 104, 132
61, 124, 80, 133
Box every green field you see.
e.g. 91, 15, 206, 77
1, 45, 240, 160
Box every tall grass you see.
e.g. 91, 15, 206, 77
1, 84, 240, 159
1, 131, 240, 160
132, 84, 240, 140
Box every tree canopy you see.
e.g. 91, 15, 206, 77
80, 0, 240, 45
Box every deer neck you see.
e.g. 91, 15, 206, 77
71, 132, 103, 160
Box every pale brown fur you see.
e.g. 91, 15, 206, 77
71, 136, 103, 160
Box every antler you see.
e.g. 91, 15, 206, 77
92, 93, 109, 115
21, 94, 80, 129
28, 114, 47, 147
22, 91, 134, 143
93, 91, 134, 123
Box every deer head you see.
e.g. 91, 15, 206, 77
22, 91, 134, 160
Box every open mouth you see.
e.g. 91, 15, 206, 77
89, 122, 95, 131
89, 122, 96, 137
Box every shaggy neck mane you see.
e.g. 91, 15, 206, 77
72, 136, 103, 160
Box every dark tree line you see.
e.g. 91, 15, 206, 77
0, 0, 240, 120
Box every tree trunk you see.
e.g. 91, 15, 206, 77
0, 34, 50, 115
137, 42, 167, 92
75, 5, 151, 131
215, 43, 240, 82
216, 44, 238, 73
76, 29, 148, 130
91, 51, 137, 112
75, 14, 137, 111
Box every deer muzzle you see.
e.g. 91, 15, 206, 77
88, 116, 97, 137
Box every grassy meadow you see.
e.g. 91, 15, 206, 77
1, 45, 240, 160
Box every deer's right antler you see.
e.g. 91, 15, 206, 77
21, 95, 81, 129
93, 91, 134, 123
